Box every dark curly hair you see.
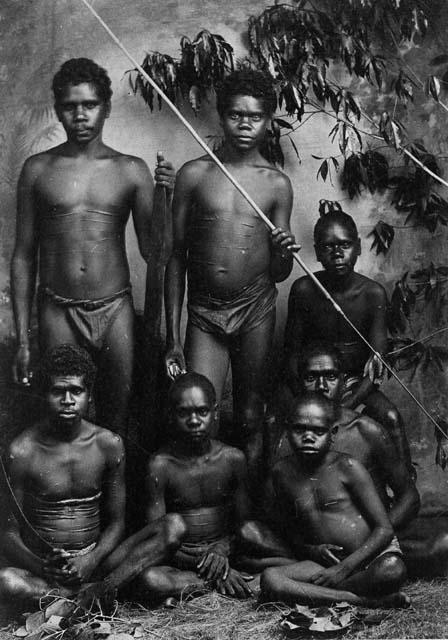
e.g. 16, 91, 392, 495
36, 344, 97, 392
287, 391, 336, 426
168, 372, 217, 408
216, 69, 277, 117
313, 210, 358, 244
298, 341, 344, 375
52, 58, 112, 103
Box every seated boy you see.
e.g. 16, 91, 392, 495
273, 341, 419, 532
260, 393, 409, 608
0, 345, 126, 602
124, 372, 253, 600
284, 210, 411, 469
164, 70, 298, 481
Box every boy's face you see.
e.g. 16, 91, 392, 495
172, 385, 215, 443
302, 354, 344, 401
221, 95, 270, 152
55, 82, 110, 145
287, 401, 334, 458
46, 375, 90, 428
315, 221, 361, 277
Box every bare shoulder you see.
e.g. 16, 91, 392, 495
213, 441, 247, 466
8, 427, 41, 468
262, 165, 292, 190
177, 156, 210, 182
290, 275, 315, 299
356, 274, 387, 301
20, 151, 55, 180
113, 153, 151, 180
337, 452, 369, 480
146, 451, 172, 481
353, 414, 388, 444
93, 425, 125, 460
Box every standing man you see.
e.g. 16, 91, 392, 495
164, 70, 297, 479
11, 58, 174, 434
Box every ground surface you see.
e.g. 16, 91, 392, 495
1, 579, 448, 640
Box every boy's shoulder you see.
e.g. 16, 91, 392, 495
7, 425, 43, 466
353, 272, 386, 294
289, 275, 318, 297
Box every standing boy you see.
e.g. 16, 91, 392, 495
11, 58, 174, 434
260, 393, 409, 608
164, 70, 297, 475
284, 210, 410, 467
0, 345, 126, 602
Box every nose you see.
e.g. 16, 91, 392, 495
74, 105, 87, 120
187, 411, 201, 425
315, 375, 328, 392
332, 244, 343, 257
62, 390, 75, 405
238, 115, 251, 129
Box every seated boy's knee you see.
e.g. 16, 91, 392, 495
375, 554, 407, 591
260, 567, 280, 593
0, 567, 21, 595
385, 406, 402, 429
431, 532, 448, 559
164, 513, 187, 551
238, 520, 260, 545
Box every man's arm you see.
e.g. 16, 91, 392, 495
269, 172, 297, 282
11, 158, 40, 384
342, 284, 388, 409
364, 423, 420, 529
164, 163, 197, 379
2, 442, 47, 576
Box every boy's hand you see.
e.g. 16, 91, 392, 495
309, 563, 351, 587
63, 553, 97, 584
12, 345, 31, 386
271, 227, 300, 256
42, 549, 75, 583
197, 551, 229, 581
307, 544, 344, 566
165, 343, 187, 380
155, 152, 175, 192
216, 568, 253, 599
363, 353, 385, 385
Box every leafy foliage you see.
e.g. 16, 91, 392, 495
368, 221, 395, 255
128, 30, 234, 113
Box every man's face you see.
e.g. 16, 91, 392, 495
172, 386, 215, 443
315, 221, 361, 277
302, 354, 344, 401
46, 375, 90, 427
221, 95, 270, 153
55, 82, 110, 145
287, 402, 334, 458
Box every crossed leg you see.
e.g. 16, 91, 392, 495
261, 553, 409, 608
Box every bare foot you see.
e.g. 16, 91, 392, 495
367, 591, 410, 609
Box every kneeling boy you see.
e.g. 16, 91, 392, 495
261, 393, 409, 608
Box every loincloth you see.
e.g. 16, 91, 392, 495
38, 285, 132, 350
187, 272, 277, 337
173, 505, 233, 570
22, 492, 101, 556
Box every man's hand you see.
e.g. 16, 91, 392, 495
42, 549, 75, 584
165, 343, 187, 380
363, 353, 385, 385
215, 568, 253, 599
155, 152, 175, 192
309, 563, 352, 588
12, 345, 31, 386
307, 544, 344, 566
63, 552, 98, 584
197, 551, 229, 582
271, 227, 300, 256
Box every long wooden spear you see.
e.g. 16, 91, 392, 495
79, 0, 447, 438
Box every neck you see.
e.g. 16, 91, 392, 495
64, 134, 105, 158
221, 143, 264, 165
295, 450, 327, 471
174, 436, 212, 459
325, 269, 356, 291
43, 417, 83, 442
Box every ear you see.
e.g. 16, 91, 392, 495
330, 424, 339, 439
54, 103, 62, 122
355, 236, 361, 256
314, 242, 322, 262
104, 101, 111, 119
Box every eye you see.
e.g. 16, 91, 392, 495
340, 242, 352, 249
327, 374, 337, 381
304, 375, 316, 382
177, 409, 189, 418
198, 408, 209, 417
85, 102, 98, 109
251, 114, 262, 122
228, 112, 239, 120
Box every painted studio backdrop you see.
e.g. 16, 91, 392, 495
1, 0, 448, 516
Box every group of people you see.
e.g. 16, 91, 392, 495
1, 57, 446, 612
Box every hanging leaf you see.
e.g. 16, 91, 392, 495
342, 153, 364, 198
316, 159, 328, 181
425, 75, 441, 101
368, 221, 395, 254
